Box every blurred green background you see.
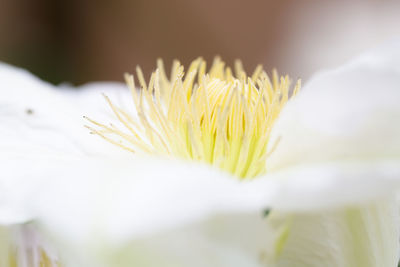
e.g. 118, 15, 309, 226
1, 0, 400, 85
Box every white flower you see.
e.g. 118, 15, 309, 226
1, 39, 400, 267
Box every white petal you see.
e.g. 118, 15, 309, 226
46, 213, 271, 267
0, 63, 133, 224
59, 82, 138, 125
263, 40, 400, 210
4, 155, 271, 267
15, 156, 265, 242
0, 150, 81, 225
0, 62, 131, 157
350, 38, 400, 74
254, 161, 400, 211
264, 197, 399, 267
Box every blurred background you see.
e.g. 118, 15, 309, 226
1, 0, 400, 85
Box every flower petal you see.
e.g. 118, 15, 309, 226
1, 155, 264, 241
0, 63, 133, 224
7, 156, 270, 267
0, 62, 131, 157
264, 197, 399, 267
263, 39, 400, 210
44, 213, 271, 267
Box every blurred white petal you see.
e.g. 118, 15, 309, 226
351, 38, 400, 73
264, 198, 399, 267
5, 156, 269, 267
28, 157, 265, 243
264, 39, 400, 210
43, 213, 270, 267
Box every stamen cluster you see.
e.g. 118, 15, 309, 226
86, 57, 300, 178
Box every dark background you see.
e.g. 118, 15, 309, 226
1, 0, 399, 85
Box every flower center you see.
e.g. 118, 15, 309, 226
86, 57, 300, 178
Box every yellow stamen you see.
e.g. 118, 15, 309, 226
86, 57, 300, 178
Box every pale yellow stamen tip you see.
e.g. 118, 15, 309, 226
87, 57, 300, 178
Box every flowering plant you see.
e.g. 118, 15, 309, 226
1, 40, 400, 267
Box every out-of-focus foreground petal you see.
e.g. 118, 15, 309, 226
264, 198, 399, 267
263, 39, 400, 210
40, 212, 271, 267
29, 156, 266, 242
2, 155, 270, 267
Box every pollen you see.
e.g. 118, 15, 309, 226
86, 57, 300, 178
